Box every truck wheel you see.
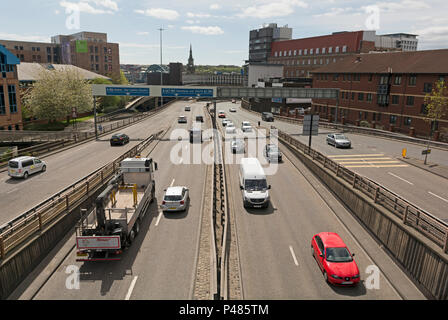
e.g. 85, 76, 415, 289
150, 186, 155, 203
135, 220, 140, 235
128, 229, 136, 245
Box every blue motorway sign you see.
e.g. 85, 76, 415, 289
272, 97, 282, 103
106, 87, 150, 96
162, 88, 214, 98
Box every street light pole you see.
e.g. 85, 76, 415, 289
158, 27, 165, 109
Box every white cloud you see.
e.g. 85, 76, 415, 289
181, 26, 224, 35
210, 4, 221, 10
120, 42, 186, 49
135, 8, 180, 20
136, 31, 150, 36
59, 0, 119, 14
371, 0, 431, 13
186, 19, 200, 24
237, 0, 308, 19
0, 32, 50, 43
187, 12, 211, 18
313, 7, 356, 18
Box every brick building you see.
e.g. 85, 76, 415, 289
311, 49, 448, 140
0, 45, 22, 131
267, 30, 409, 79
0, 32, 120, 78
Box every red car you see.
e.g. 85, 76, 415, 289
311, 232, 360, 286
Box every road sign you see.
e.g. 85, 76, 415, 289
272, 97, 282, 103
105, 87, 150, 97
422, 149, 431, 155
162, 88, 214, 98
303, 115, 319, 136
402, 148, 407, 158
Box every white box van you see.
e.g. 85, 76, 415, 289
8, 156, 47, 179
239, 158, 270, 208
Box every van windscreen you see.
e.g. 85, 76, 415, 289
8, 161, 19, 168
245, 179, 267, 191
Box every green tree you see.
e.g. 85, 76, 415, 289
24, 68, 93, 122
424, 79, 448, 127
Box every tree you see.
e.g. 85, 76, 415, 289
24, 68, 93, 122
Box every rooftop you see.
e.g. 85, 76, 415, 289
17, 63, 110, 82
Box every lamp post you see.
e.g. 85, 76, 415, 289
158, 27, 165, 108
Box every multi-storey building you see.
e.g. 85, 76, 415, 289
311, 49, 448, 140
376, 33, 418, 52
0, 45, 22, 131
0, 32, 120, 78
267, 30, 418, 79
249, 23, 292, 63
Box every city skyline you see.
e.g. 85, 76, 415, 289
0, 0, 447, 66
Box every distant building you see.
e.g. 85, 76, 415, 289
248, 23, 292, 63
375, 33, 418, 52
182, 73, 244, 86
147, 62, 182, 85
245, 62, 284, 87
0, 31, 120, 78
0, 45, 22, 131
311, 49, 448, 140
186, 44, 196, 74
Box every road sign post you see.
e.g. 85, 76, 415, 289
303, 114, 319, 154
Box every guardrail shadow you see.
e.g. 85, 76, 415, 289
78, 197, 159, 296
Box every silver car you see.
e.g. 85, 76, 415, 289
8, 156, 47, 179
161, 186, 190, 212
327, 133, 352, 148
231, 138, 245, 153
264, 144, 283, 162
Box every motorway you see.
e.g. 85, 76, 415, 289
7, 100, 430, 299
27, 101, 211, 299
219, 102, 425, 299
221, 103, 448, 222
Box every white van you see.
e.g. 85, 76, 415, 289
8, 156, 47, 179
239, 158, 270, 208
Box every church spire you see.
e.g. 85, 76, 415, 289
187, 43, 195, 74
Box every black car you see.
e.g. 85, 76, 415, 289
196, 115, 204, 123
110, 133, 130, 146
262, 112, 274, 122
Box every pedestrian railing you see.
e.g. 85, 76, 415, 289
275, 128, 448, 253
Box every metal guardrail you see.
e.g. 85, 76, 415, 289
242, 106, 448, 150
0, 130, 164, 260
275, 128, 448, 253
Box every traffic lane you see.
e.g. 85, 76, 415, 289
226, 131, 406, 299
34, 113, 210, 299
0, 102, 184, 224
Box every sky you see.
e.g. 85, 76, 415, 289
0, 0, 447, 67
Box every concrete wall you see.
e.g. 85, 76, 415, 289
280, 137, 448, 300
0, 187, 105, 299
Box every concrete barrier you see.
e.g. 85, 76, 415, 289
280, 136, 448, 300
0, 186, 105, 299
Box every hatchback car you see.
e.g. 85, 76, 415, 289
195, 115, 204, 123
231, 138, 245, 153
241, 121, 253, 132
222, 119, 231, 127
311, 232, 360, 286
161, 186, 190, 212
185, 106, 191, 111
178, 115, 187, 124
218, 110, 226, 118
264, 144, 283, 162
261, 112, 274, 122
230, 108, 237, 113
232, 99, 236, 104
110, 133, 130, 146
327, 133, 351, 148
225, 125, 236, 134
8, 156, 47, 179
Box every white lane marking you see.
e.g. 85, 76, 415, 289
6, 188, 18, 194
170, 179, 175, 187
289, 246, 299, 266
388, 172, 414, 185
428, 191, 448, 204
155, 210, 163, 226
125, 276, 138, 300
179, 158, 183, 164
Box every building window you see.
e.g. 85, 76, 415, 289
279, 51, 282, 57
284, 51, 287, 56
391, 95, 399, 104
329, 47, 333, 53
367, 93, 373, 102
368, 74, 373, 82
423, 83, 433, 93
406, 96, 414, 106
390, 115, 397, 124
354, 74, 360, 81
310, 49, 313, 55
394, 75, 402, 85
351, 92, 355, 100
403, 117, 412, 126
0, 86, 5, 115
314, 59, 317, 65
347, 74, 351, 81
342, 45, 347, 52
316, 48, 319, 54
299, 49, 302, 55
293, 50, 297, 56
274, 51, 278, 57
304, 49, 308, 55
333, 74, 339, 81
409, 75, 417, 86
95, 47, 99, 53
421, 104, 428, 114
89, 46, 93, 53
335, 46, 340, 53
322, 48, 326, 54
358, 93, 364, 101
8, 85, 17, 113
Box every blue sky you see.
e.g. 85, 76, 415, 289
0, 0, 446, 66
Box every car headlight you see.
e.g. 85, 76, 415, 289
331, 275, 342, 279
352, 274, 360, 279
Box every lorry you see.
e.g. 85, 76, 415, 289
75, 157, 157, 261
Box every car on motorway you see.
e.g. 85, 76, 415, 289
311, 232, 360, 286
160, 186, 190, 212
264, 144, 283, 163
185, 106, 191, 111
231, 138, 245, 154
195, 115, 204, 123
225, 125, 236, 134
232, 99, 236, 103
222, 119, 231, 127
110, 133, 130, 146
326, 133, 351, 148
241, 121, 253, 133
230, 108, 237, 113
218, 110, 226, 118
190, 128, 203, 143
239, 158, 271, 208
8, 156, 47, 179
178, 115, 188, 124
261, 112, 274, 122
